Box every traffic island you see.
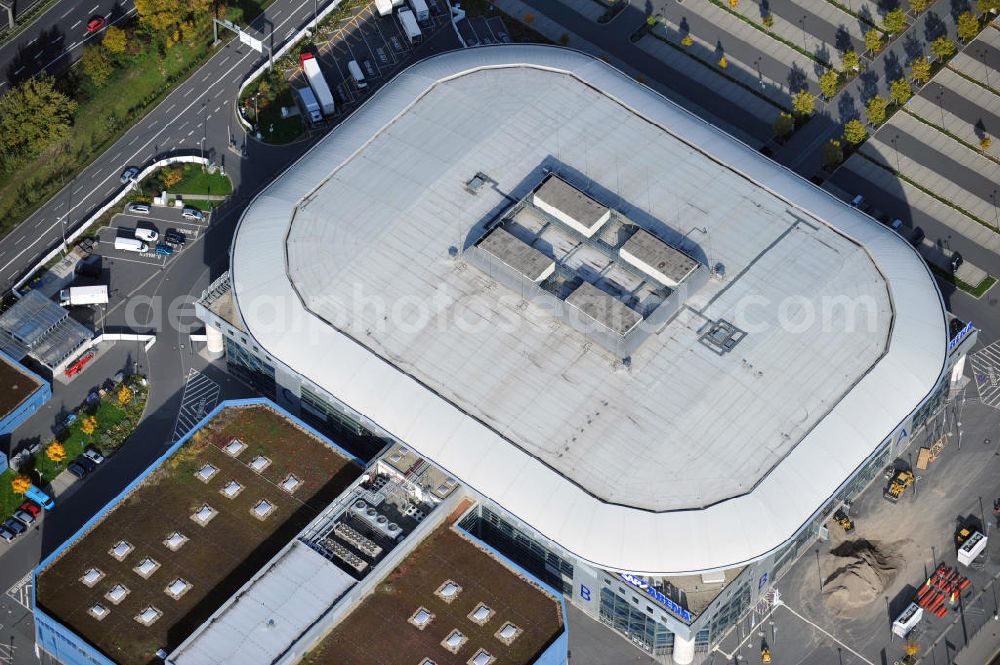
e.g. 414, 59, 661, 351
239, 70, 306, 145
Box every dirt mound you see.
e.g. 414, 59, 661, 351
822, 539, 905, 612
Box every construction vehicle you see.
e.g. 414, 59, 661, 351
883, 469, 914, 502
833, 508, 854, 533
956, 526, 972, 547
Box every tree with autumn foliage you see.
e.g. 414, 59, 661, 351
46, 441, 67, 462
118, 384, 133, 406
11, 475, 31, 494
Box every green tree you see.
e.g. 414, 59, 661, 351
930, 36, 956, 60
762, 13, 774, 28
81, 45, 113, 87
978, 0, 1000, 13
909, 56, 931, 84
792, 89, 816, 116
821, 139, 844, 168
865, 94, 888, 126
681, 34, 693, 47
842, 118, 868, 144
819, 69, 840, 98
982, 135, 993, 151
883, 8, 907, 33
773, 111, 795, 139
842, 50, 860, 73
134, 0, 185, 32
957, 11, 979, 42
0, 75, 76, 165
864, 29, 883, 55
102, 25, 127, 53
890, 77, 912, 106
909, 0, 929, 11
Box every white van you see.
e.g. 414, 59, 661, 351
114, 237, 148, 253
134, 227, 158, 242
347, 60, 367, 89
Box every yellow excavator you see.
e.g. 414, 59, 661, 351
884, 469, 914, 502
833, 508, 854, 533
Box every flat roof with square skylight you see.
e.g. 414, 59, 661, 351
34, 402, 362, 665
229, 46, 947, 575
300, 519, 564, 665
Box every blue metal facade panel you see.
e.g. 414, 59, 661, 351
0, 350, 50, 436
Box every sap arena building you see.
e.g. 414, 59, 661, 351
196, 46, 976, 663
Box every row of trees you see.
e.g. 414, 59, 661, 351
0, 76, 77, 171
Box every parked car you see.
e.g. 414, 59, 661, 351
134, 227, 158, 242
4, 517, 26, 535
20, 501, 41, 517
128, 203, 151, 215
181, 207, 204, 221
86, 15, 106, 32
13, 509, 34, 526
67, 461, 89, 478
0, 526, 15, 543
120, 166, 139, 184
75, 455, 97, 473
155, 243, 174, 256
950, 252, 963, 272
165, 229, 186, 245
84, 446, 105, 464
890, 218, 903, 231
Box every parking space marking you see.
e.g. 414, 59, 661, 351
71, 19, 81, 29
172, 370, 221, 442
6, 573, 32, 611
971, 340, 1000, 409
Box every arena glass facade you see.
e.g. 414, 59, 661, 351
195, 278, 977, 660
0, 350, 51, 437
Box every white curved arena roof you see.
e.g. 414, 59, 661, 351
230, 45, 947, 575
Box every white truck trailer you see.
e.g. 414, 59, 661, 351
296, 86, 323, 124
408, 0, 428, 21
398, 7, 421, 43
374, 0, 404, 16
114, 237, 148, 253
300, 53, 335, 116
59, 285, 109, 307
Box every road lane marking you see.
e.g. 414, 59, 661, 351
32, 219, 45, 229
166, 103, 175, 113
71, 20, 81, 28
26, 36, 37, 45
128, 136, 138, 145
53, 34, 64, 42
184, 88, 194, 97
177, 121, 188, 130
90, 4, 98, 12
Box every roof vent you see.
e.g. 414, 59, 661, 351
251, 499, 276, 520
469, 603, 494, 625
496, 622, 522, 645
105, 584, 130, 605
220, 480, 244, 499
135, 606, 163, 626
88, 603, 110, 621
163, 532, 188, 551
191, 504, 218, 526
441, 629, 467, 653
249, 455, 271, 473
195, 463, 219, 483
435, 580, 462, 603
165, 578, 192, 600
134, 557, 161, 579
81, 568, 105, 587
110, 540, 134, 561
419, 659, 437, 665
469, 649, 496, 665
408, 607, 434, 630
280, 474, 302, 494
224, 439, 247, 457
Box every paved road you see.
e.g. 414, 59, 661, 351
0, 0, 135, 93
917, 77, 1000, 146
746, 0, 866, 55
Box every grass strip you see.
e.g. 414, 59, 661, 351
946, 63, 1000, 98
0, 0, 61, 47
929, 264, 996, 298
705, 0, 833, 70
823, 0, 883, 32
649, 30, 789, 113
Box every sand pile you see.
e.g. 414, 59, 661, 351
822, 539, 905, 611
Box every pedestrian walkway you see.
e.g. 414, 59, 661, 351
971, 340, 1000, 410
171, 369, 220, 441
4, 574, 31, 612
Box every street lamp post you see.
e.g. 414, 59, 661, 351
991, 190, 1000, 231
892, 133, 901, 173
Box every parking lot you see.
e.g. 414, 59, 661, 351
95, 205, 208, 268
302, 0, 461, 114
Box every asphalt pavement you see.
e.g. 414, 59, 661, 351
0, 0, 135, 93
